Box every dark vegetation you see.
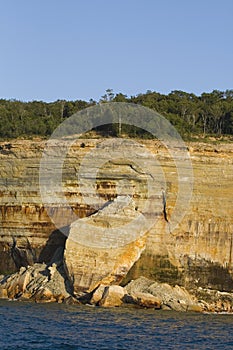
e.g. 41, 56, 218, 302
0, 89, 232, 141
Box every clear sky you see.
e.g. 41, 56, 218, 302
0, 0, 232, 102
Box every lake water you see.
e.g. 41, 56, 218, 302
0, 300, 233, 349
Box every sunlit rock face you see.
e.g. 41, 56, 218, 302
124, 142, 233, 291
0, 139, 233, 291
64, 196, 150, 293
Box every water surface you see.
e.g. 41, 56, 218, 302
0, 300, 233, 349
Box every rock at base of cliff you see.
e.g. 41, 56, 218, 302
91, 285, 126, 307
125, 276, 202, 312
64, 196, 149, 293
0, 287, 8, 299
0, 263, 71, 303
193, 287, 233, 313
124, 292, 161, 309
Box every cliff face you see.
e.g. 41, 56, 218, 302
0, 139, 232, 292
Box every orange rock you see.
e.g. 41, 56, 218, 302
98, 285, 126, 307
130, 292, 161, 309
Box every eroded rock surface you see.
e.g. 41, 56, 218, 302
0, 262, 71, 302
98, 285, 126, 307
125, 276, 202, 312
1, 268, 233, 312
124, 292, 161, 309
0, 139, 233, 293
64, 196, 148, 293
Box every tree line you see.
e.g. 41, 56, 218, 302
0, 89, 232, 140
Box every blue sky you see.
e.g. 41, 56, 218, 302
0, 0, 232, 102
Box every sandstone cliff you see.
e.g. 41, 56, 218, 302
0, 138, 232, 293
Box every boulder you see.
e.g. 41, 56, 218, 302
98, 285, 126, 307
63, 296, 81, 305
64, 196, 149, 293
126, 292, 161, 309
90, 285, 107, 305
148, 283, 200, 312
17, 268, 32, 292
90, 284, 126, 307
125, 276, 154, 294
193, 287, 233, 313
0, 262, 70, 302
34, 287, 57, 303
0, 288, 8, 299
125, 277, 202, 312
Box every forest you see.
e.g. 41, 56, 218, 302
0, 89, 232, 141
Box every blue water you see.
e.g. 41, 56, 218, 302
0, 300, 233, 350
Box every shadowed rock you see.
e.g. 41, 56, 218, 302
10, 237, 35, 269
0, 262, 72, 303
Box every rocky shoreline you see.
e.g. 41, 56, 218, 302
1, 260, 233, 313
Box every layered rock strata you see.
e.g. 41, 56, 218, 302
0, 139, 233, 293
64, 196, 149, 293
